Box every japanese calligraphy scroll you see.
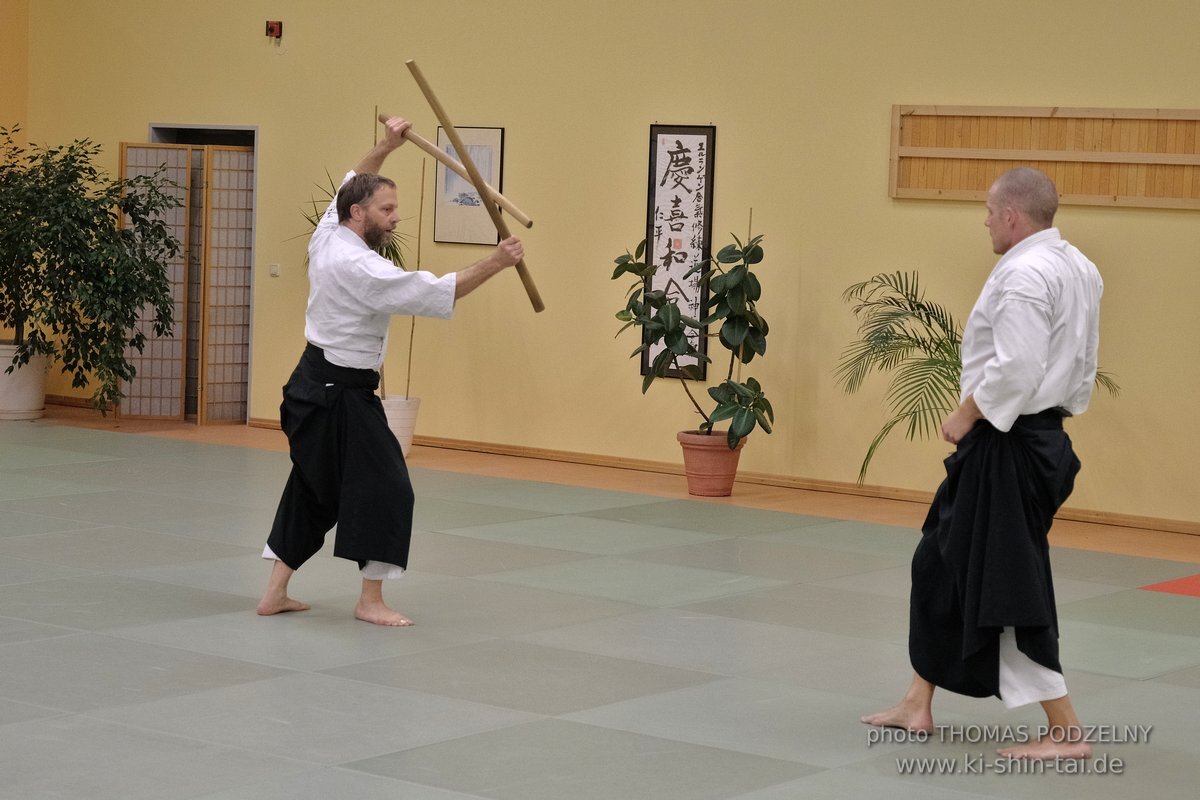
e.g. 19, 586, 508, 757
644, 125, 715, 380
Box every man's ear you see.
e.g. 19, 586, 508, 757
349, 203, 365, 222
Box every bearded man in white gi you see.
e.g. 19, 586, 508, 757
257, 116, 523, 626
862, 167, 1104, 760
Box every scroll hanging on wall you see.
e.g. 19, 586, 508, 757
644, 124, 715, 381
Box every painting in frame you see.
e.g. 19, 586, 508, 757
434, 126, 504, 245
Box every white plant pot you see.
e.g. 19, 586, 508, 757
381, 396, 421, 457
0, 344, 50, 421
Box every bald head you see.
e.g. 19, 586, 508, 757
990, 167, 1058, 229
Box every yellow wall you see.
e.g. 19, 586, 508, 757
0, 0, 29, 342
19, 0, 1200, 525
0, 0, 28, 128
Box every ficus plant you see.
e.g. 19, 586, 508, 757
611, 231, 774, 449
0, 125, 182, 412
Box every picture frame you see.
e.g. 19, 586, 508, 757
433, 126, 504, 245
643, 124, 716, 381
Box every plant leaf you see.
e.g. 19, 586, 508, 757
730, 407, 756, 439
716, 244, 741, 263
720, 316, 749, 347
658, 302, 681, 332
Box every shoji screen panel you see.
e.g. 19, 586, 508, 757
200, 147, 254, 424
186, 148, 206, 418
119, 144, 192, 419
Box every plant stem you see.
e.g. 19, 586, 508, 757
736, 208, 753, 388
672, 355, 711, 424
406, 158, 427, 400
678, 375, 711, 424
405, 316, 415, 399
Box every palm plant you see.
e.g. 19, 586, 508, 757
835, 271, 961, 484
301, 170, 410, 268
836, 270, 1119, 484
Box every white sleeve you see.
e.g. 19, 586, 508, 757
1068, 275, 1103, 412
973, 290, 1052, 432
353, 254, 458, 320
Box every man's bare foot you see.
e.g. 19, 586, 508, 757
256, 596, 311, 615
998, 737, 1092, 760
860, 700, 935, 732
258, 560, 308, 616
354, 599, 414, 627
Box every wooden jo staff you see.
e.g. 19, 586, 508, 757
404, 59, 545, 313
376, 113, 532, 229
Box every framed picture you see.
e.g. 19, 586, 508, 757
433, 126, 504, 245
643, 124, 716, 381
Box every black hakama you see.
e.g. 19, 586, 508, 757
266, 344, 414, 571
909, 409, 1080, 698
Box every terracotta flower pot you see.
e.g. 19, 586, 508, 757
676, 429, 745, 497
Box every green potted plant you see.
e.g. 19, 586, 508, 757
611, 227, 774, 496
0, 125, 181, 418
301, 169, 411, 270
835, 270, 1119, 483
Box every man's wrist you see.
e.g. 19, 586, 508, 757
961, 394, 984, 422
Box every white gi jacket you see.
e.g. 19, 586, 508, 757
304, 171, 456, 370
961, 228, 1103, 432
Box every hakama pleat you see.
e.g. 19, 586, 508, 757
909, 409, 1080, 698
266, 345, 415, 571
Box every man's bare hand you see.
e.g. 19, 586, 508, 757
942, 395, 983, 444
381, 116, 412, 150
453, 237, 526, 300
493, 236, 524, 268
357, 117, 413, 174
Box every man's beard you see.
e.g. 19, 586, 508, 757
363, 220, 390, 250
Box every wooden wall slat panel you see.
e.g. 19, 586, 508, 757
890, 105, 1200, 209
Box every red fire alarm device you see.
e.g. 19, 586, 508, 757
265, 21, 283, 39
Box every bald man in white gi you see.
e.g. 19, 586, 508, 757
863, 167, 1103, 760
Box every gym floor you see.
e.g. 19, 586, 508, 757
0, 407, 1197, 799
